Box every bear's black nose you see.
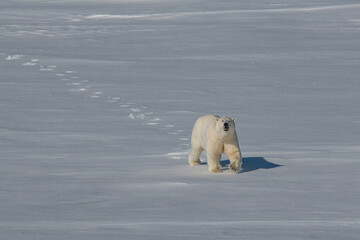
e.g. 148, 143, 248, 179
224, 123, 228, 127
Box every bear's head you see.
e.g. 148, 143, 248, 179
216, 117, 236, 137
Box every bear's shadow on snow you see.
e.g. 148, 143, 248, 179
220, 157, 282, 173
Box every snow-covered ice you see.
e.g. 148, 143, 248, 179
1, 0, 360, 239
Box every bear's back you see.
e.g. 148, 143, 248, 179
191, 115, 218, 148
194, 114, 218, 131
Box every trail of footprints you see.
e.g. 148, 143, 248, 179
5, 54, 190, 154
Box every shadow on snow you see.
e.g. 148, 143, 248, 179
218, 157, 282, 173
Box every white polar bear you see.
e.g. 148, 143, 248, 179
188, 115, 242, 173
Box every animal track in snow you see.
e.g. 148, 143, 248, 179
5, 55, 23, 60
22, 59, 39, 66
40, 65, 56, 71
8, 53, 190, 155
107, 97, 120, 103
70, 88, 87, 92
90, 91, 102, 98
128, 113, 145, 119
22, 62, 36, 66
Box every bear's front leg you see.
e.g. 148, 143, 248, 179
228, 150, 242, 173
206, 152, 222, 173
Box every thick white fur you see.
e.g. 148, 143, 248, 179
188, 115, 242, 173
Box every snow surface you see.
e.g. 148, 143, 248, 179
1, 0, 360, 239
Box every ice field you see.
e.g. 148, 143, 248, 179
1, 0, 360, 239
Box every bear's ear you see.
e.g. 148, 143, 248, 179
232, 118, 236, 123
216, 118, 219, 122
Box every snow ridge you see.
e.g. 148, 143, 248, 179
82, 4, 360, 21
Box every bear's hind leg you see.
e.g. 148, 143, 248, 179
188, 147, 202, 166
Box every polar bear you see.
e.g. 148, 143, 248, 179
188, 115, 242, 173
